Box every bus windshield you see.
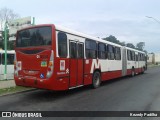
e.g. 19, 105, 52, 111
16, 26, 52, 47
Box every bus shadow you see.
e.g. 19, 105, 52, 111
21, 72, 148, 103
100, 72, 148, 87
22, 85, 92, 102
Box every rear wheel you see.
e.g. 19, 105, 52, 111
92, 71, 101, 88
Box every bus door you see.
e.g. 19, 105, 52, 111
122, 47, 127, 76
69, 41, 84, 88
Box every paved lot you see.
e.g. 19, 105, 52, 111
0, 67, 160, 120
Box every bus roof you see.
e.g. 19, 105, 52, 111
55, 25, 146, 54
17, 24, 146, 54
125, 47, 145, 54
55, 24, 122, 47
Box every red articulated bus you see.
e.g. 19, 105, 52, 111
14, 24, 147, 91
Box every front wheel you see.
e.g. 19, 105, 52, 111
92, 71, 101, 89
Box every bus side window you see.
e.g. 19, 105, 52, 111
78, 44, 84, 58
132, 51, 135, 61
136, 55, 138, 61
127, 50, 131, 61
85, 39, 97, 59
139, 53, 142, 61
138, 53, 140, 61
9, 54, 14, 65
115, 47, 121, 60
107, 45, 114, 60
2, 54, 14, 65
142, 54, 144, 61
70, 42, 77, 58
58, 32, 67, 58
98, 43, 107, 59
8, 54, 14, 64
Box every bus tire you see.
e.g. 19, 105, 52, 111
131, 68, 135, 77
92, 71, 101, 89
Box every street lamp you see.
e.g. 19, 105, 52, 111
146, 16, 160, 24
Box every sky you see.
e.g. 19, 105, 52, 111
1, 0, 160, 53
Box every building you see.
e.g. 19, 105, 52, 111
147, 53, 160, 65
147, 53, 155, 65
154, 53, 160, 64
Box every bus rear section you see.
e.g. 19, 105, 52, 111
14, 25, 58, 90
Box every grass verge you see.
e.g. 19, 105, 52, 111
0, 86, 33, 96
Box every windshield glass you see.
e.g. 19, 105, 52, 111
16, 26, 52, 47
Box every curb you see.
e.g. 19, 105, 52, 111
0, 88, 37, 97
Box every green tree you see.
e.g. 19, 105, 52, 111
103, 35, 116, 43
136, 42, 145, 51
143, 50, 147, 54
0, 29, 10, 49
126, 43, 135, 49
103, 35, 126, 46
103, 35, 121, 44
0, 7, 19, 30
119, 41, 126, 46
0, 7, 19, 50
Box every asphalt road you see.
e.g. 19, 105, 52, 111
0, 66, 160, 120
